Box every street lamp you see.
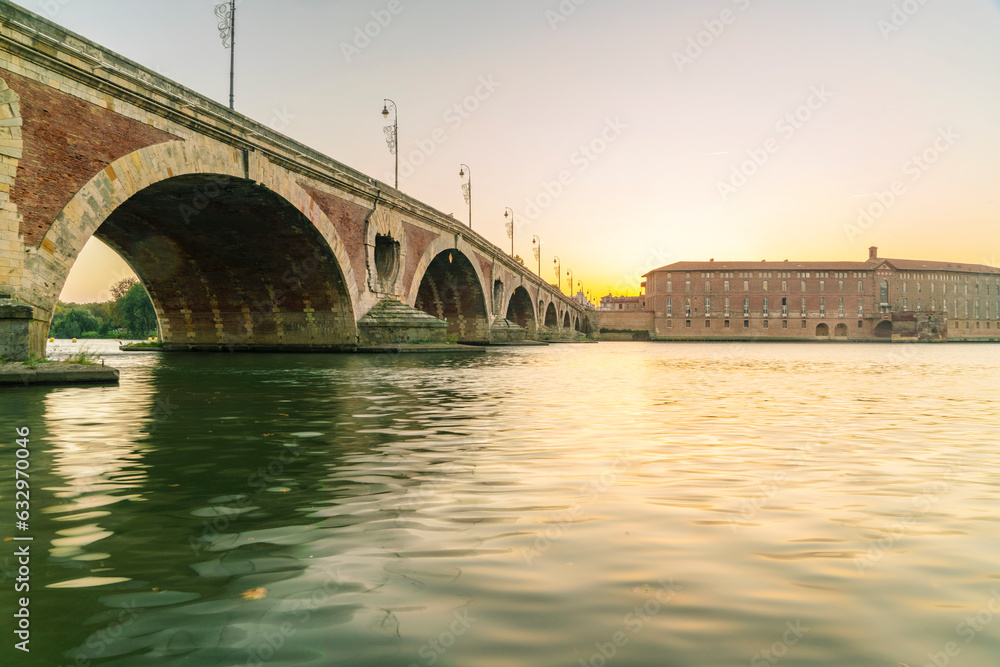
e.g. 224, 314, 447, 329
504, 207, 515, 258
381, 99, 398, 189
214, 1, 236, 110
567, 270, 575, 296
459, 165, 472, 228
553, 256, 561, 293
532, 235, 541, 277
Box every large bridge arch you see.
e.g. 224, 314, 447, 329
544, 302, 558, 328
409, 238, 490, 342
505, 285, 537, 331
27, 141, 361, 351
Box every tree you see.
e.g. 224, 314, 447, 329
118, 282, 158, 337
50, 307, 101, 339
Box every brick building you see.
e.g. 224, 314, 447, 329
600, 295, 646, 311
631, 247, 1000, 341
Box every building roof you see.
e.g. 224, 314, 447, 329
644, 257, 1000, 277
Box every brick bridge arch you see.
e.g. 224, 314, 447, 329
408, 236, 490, 343
504, 285, 537, 332
29, 141, 361, 351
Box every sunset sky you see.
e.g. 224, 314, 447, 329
22, 0, 1000, 303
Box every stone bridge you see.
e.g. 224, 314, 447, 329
0, 3, 595, 361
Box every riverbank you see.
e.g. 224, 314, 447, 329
0, 360, 120, 386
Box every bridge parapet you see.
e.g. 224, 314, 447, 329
0, 1, 591, 359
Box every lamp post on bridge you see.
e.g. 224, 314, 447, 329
567, 270, 574, 297
553, 256, 561, 293
504, 207, 515, 258
213, 1, 236, 110
381, 99, 398, 189
459, 165, 472, 229
532, 235, 541, 277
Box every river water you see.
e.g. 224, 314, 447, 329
1, 340, 999, 666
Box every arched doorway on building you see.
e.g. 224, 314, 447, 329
834, 323, 848, 338
816, 323, 830, 337
874, 321, 893, 338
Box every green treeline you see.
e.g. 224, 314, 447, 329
50, 278, 159, 339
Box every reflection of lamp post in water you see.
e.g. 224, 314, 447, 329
214, 1, 236, 110
459, 165, 472, 229
381, 99, 398, 189
553, 256, 561, 293
566, 270, 574, 297
532, 236, 541, 277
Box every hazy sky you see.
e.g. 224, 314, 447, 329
21, 0, 1000, 303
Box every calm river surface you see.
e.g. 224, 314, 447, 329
2, 341, 1000, 666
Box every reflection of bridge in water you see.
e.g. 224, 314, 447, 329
0, 3, 594, 361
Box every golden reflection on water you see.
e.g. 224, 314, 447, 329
2, 341, 1000, 666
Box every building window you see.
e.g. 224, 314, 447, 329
685, 298, 692, 317
820, 280, 826, 292
801, 297, 807, 316
880, 280, 889, 307
858, 300, 863, 317
744, 280, 749, 291
666, 298, 672, 317
838, 297, 845, 317
667, 281, 672, 292
931, 298, 935, 311
782, 297, 788, 317
743, 320, 750, 329
724, 297, 731, 317
763, 320, 769, 329
801, 281, 806, 292
965, 300, 969, 317
820, 297, 826, 316
705, 320, 711, 328
903, 298, 908, 311
705, 297, 711, 315
858, 281, 863, 292
782, 320, 788, 329
686, 320, 692, 328
724, 319, 731, 328
763, 280, 769, 292
724, 280, 730, 292
744, 298, 750, 317
763, 297, 769, 317
705, 280, 711, 292
801, 320, 807, 328
782, 281, 787, 292
666, 320, 673, 328
685, 281, 691, 293
839, 280, 844, 292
